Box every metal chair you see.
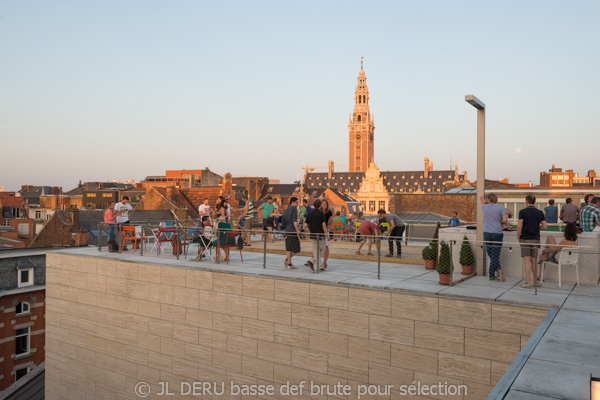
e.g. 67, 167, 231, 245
120, 225, 146, 253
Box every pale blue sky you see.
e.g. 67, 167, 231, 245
1, 1, 598, 191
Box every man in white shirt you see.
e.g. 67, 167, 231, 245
114, 196, 134, 250
198, 198, 211, 223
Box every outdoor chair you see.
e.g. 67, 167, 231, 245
185, 230, 217, 261
333, 221, 352, 241
217, 222, 243, 264
120, 225, 146, 253
540, 248, 579, 288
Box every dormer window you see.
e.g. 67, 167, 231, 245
18, 268, 33, 288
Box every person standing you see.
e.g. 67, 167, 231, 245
377, 210, 405, 257
544, 200, 558, 224
517, 195, 547, 288
258, 196, 276, 243
321, 200, 333, 267
198, 198, 211, 223
114, 196, 133, 250
305, 199, 327, 272
238, 194, 254, 246
560, 198, 579, 225
481, 193, 508, 281
281, 197, 301, 269
448, 211, 460, 226
104, 201, 117, 251
581, 197, 600, 232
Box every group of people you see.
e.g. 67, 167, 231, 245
103, 196, 134, 251
482, 193, 600, 289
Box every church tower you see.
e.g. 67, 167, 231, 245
348, 57, 375, 172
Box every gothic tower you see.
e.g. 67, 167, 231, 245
348, 57, 375, 172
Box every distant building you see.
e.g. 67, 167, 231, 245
0, 251, 46, 391
348, 58, 375, 172
141, 168, 223, 188
539, 165, 599, 188
0, 195, 34, 248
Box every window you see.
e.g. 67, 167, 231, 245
18, 268, 33, 288
18, 223, 29, 235
378, 201, 386, 211
16, 302, 30, 315
102, 193, 112, 198
4, 219, 10, 226
360, 201, 366, 210
369, 201, 376, 212
15, 366, 29, 382
15, 327, 29, 356
356, 156, 360, 160
87, 193, 96, 197
35, 211, 41, 219
358, 115, 361, 122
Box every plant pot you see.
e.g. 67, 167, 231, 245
424, 259, 436, 270
461, 265, 473, 275
438, 273, 451, 285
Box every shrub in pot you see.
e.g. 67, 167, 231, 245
437, 241, 452, 284
459, 235, 475, 275
422, 245, 436, 269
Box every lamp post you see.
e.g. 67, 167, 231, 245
465, 95, 486, 275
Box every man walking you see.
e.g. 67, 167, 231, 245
281, 197, 302, 269
481, 193, 508, 281
560, 198, 579, 224
377, 209, 405, 257
517, 195, 547, 288
581, 197, 600, 232
258, 196, 275, 243
305, 199, 327, 272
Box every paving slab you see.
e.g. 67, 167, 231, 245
387, 279, 448, 294
497, 288, 568, 307
571, 284, 600, 298
504, 389, 563, 399
511, 359, 600, 400
552, 309, 600, 329
438, 285, 507, 300
562, 294, 600, 312
342, 277, 403, 288
531, 336, 600, 369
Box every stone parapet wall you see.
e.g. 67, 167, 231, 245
45, 253, 549, 400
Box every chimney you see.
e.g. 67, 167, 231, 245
328, 160, 334, 180
98, 182, 103, 189
166, 186, 175, 200
66, 208, 79, 228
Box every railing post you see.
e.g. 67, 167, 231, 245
140, 226, 144, 256
98, 223, 102, 252
377, 234, 381, 280
533, 244, 538, 295
316, 235, 320, 274
175, 225, 180, 260
216, 228, 220, 264
262, 229, 266, 268
449, 240, 454, 287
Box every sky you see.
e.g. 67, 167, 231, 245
1, 1, 599, 191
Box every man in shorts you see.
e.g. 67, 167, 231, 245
517, 195, 547, 288
281, 197, 301, 269
258, 196, 275, 243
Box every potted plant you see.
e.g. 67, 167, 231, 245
437, 241, 452, 284
459, 235, 475, 275
422, 245, 436, 269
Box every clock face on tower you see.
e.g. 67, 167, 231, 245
355, 134, 362, 140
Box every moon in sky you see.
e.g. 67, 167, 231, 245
515, 147, 522, 154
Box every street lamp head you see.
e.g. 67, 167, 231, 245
465, 95, 485, 110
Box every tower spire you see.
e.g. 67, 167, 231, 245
348, 58, 375, 173
361, 55, 364, 70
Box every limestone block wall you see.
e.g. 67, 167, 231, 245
45, 253, 549, 400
